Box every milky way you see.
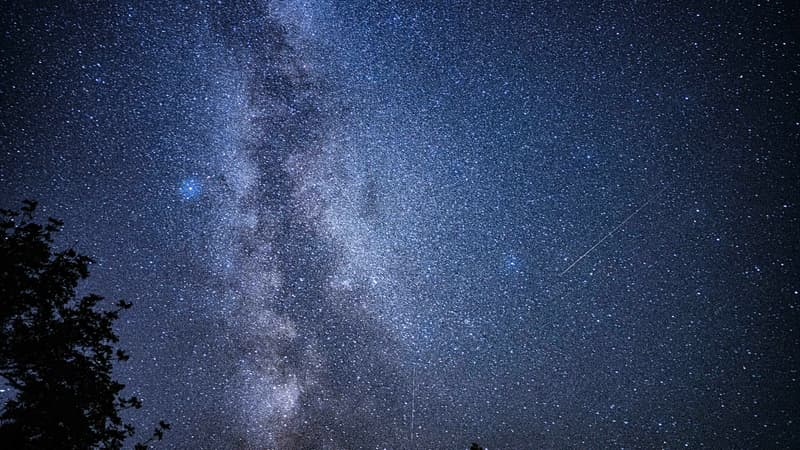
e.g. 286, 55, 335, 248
1, 1, 798, 448
201, 3, 410, 446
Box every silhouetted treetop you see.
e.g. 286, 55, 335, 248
0, 200, 168, 449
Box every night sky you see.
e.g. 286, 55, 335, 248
1, 1, 799, 448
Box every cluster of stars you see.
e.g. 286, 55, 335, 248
1, 0, 798, 448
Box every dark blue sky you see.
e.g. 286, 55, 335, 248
1, 1, 798, 448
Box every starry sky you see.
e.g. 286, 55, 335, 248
1, 1, 799, 448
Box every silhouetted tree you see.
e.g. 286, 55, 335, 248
470, 443, 485, 450
0, 200, 168, 449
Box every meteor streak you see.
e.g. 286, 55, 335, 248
560, 185, 670, 276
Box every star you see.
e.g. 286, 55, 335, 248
179, 178, 202, 200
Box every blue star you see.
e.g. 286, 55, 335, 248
503, 253, 523, 273
179, 177, 202, 200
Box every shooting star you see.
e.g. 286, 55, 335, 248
410, 364, 416, 446
560, 184, 670, 276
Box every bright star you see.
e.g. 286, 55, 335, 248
504, 253, 523, 273
180, 177, 202, 200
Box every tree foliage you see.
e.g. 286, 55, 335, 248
0, 200, 168, 448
